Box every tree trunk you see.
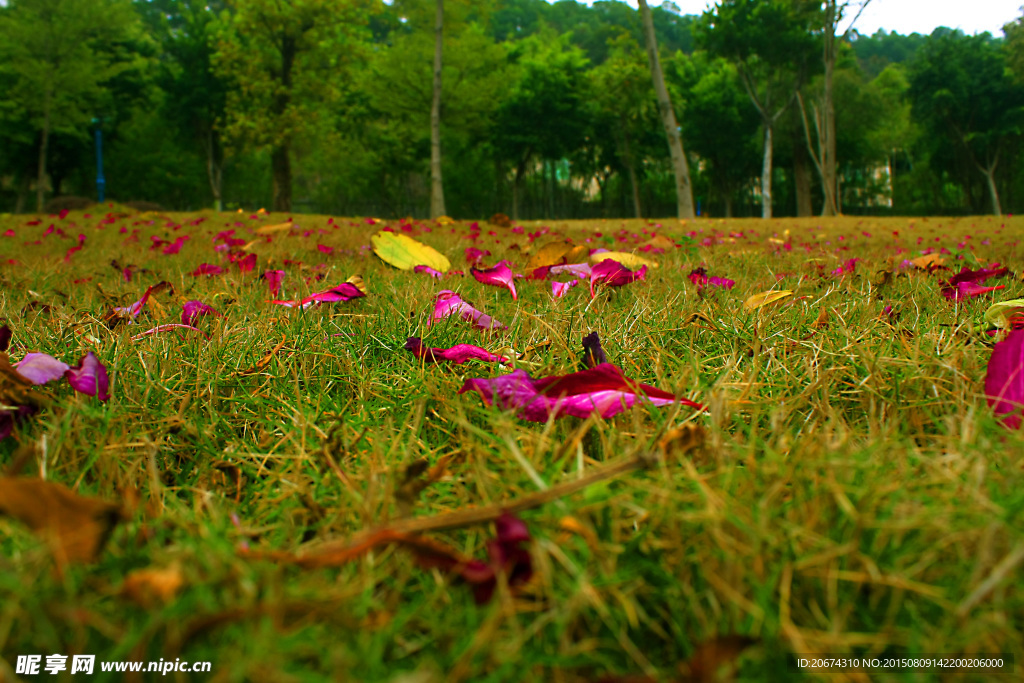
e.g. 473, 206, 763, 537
429, 0, 446, 219
794, 137, 813, 216
621, 124, 643, 218
638, 0, 695, 219
205, 129, 223, 212
36, 92, 52, 213
817, 0, 843, 216
724, 194, 733, 218
980, 156, 1002, 216
271, 144, 291, 212
761, 123, 773, 219
271, 36, 296, 212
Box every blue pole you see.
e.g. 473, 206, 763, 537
93, 121, 105, 203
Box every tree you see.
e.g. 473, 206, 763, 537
493, 30, 594, 220
430, 0, 446, 218
0, 0, 143, 212
213, 0, 370, 212
138, 0, 229, 210
675, 54, 760, 217
908, 31, 1024, 215
797, 0, 871, 216
638, 0, 694, 219
698, 0, 816, 218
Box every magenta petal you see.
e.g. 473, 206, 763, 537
413, 265, 444, 279
985, 329, 1024, 428
551, 279, 578, 298
471, 261, 518, 300
261, 269, 285, 296
64, 352, 110, 401
430, 291, 506, 330
15, 352, 70, 385
235, 253, 257, 273
191, 263, 223, 277
943, 282, 1005, 301
181, 300, 219, 326
458, 363, 701, 422
404, 337, 508, 364
589, 260, 647, 298
299, 283, 365, 308
949, 265, 1008, 286
549, 263, 591, 279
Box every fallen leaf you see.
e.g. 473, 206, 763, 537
371, 231, 450, 272
120, 565, 184, 606
743, 290, 793, 312
526, 241, 589, 271
0, 477, 122, 564
909, 253, 945, 269
681, 635, 759, 682
255, 221, 294, 235
590, 251, 659, 269
985, 299, 1024, 329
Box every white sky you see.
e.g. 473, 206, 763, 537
565, 1, 1024, 38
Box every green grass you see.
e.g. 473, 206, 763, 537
1, 208, 1023, 681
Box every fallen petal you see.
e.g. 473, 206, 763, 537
985, 328, 1024, 428
551, 279, 579, 298
15, 353, 70, 385
64, 352, 110, 401
471, 261, 518, 300
404, 337, 508, 364
430, 290, 506, 330
181, 300, 220, 326
459, 363, 701, 422
589, 260, 647, 298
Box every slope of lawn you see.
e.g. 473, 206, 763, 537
1, 207, 1022, 682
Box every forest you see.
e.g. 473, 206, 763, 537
2, 0, 1024, 219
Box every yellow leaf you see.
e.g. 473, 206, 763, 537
590, 251, 659, 269
436, 215, 455, 225
526, 241, 588, 270
255, 221, 293, 235
984, 299, 1024, 328
909, 253, 945, 269
346, 274, 367, 294
743, 290, 793, 312
371, 231, 450, 272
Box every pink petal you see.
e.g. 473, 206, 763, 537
15, 352, 70, 384
235, 253, 257, 273
261, 269, 285, 296
300, 283, 365, 307
458, 363, 701, 422
430, 290, 505, 330
317, 244, 334, 254
191, 263, 224, 276
64, 352, 110, 401
404, 337, 508, 364
130, 324, 209, 342
942, 282, 1005, 301
465, 247, 490, 265
181, 300, 220, 326
413, 265, 444, 279
162, 235, 190, 255
549, 263, 591, 279
471, 261, 518, 300
589, 260, 647, 298
986, 328, 1024, 428
551, 279, 578, 298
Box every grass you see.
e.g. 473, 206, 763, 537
1, 207, 1023, 682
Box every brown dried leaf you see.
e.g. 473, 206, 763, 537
909, 253, 945, 269
255, 221, 294, 235
120, 565, 184, 606
681, 635, 758, 682
810, 307, 830, 330
659, 424, 706, 459
0, 477, 122, 563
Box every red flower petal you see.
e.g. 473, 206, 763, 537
404, 337, 508, 364
471, 260, 518, 299
985, 328, 1024, 428
191, 263, 224, 277
181, 300, 220, 326
458, 363, 701, 422
64, 352, 110, 401
261, 269, 285, 296
589, 260, 647, 298
430, 291, 505, 330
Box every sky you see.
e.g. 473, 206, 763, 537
563, 1, 1024, 38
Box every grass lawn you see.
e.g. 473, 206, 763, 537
1, 207, 1023, 682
